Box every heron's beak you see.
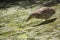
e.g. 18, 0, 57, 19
26, 16, 31, 22
26, 14, 32, 22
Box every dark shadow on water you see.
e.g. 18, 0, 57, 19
42, 0, 60, 7
0, 0, 42, 9
0, 0, 60, 9
32, 18, 57, 27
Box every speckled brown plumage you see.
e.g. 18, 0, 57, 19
27, 7, 55, 21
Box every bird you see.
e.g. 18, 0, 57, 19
26, 7, 55, 22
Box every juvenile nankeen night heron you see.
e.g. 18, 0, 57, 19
27, 7, 55, 22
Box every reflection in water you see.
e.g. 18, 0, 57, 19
32, 18, 57, 27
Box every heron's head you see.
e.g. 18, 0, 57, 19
26, 13, 36, 22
